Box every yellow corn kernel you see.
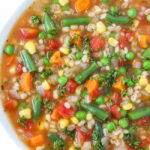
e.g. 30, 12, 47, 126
75, 86, 82, 95
108, 37, 118, 47
133, 19, 139, 28
59, 0, 69, 6
58, 69, 64, 76
86, 113, 93, 121
38, 121, 45, 131
122, 103, 133, 110
64, 57, 70, 66
96, 21, 106, 34
71, 116, 79, 125
105, 97, 109, 102
42, 80, 50, 90
60, 47, 69, 55
19, 108, 32, 119
139, 75, 148, 86
9, 66, 16, 74
145, 85, 150, 93
25, 41, 36, 54
59, 119, 69, 129
69, 145, 76, 150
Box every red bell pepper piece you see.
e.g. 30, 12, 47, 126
20, 27, 39, 39
75, 127, 89, 145
110, 104, 122, 119
58, 101, 74, 119
46, 39, 61, 51
66, 80, 78, 94
113, 92, 122, 106
16, 63, 23, 75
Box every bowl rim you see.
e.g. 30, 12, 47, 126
0, 0, 34, 149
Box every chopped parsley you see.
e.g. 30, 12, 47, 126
64, 127, 75, 139
31, 16, 41, 25
124, 126, 140, 149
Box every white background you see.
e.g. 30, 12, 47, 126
0, 1, 24, 149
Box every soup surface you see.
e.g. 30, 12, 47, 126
1, 0, 150, 149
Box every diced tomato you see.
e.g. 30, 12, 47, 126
122, 30, 134, 41
137, 117, 149, 127
113, 92, 122, 106
140, 135, 150, 148
4, 99, 18, 111
138, 15, 149, 25
119, 30, 134, 49
65, 80, 78, 94
46, 39, 61, 51
75, 127, 89, 145
118, 59, 127, 67
43, 90, 51, 99
140, 139, 149, 148
119, 36, 129, 49
25, 120, 35, 132
110, 104, 121, 119
58, 101, 74, 119
90, 88, 102, 100
90, 35, 105, 52
128, 147, 138, 150
20, 27, 39, 39
16, 63, 23, 75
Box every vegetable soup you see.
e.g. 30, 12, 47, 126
1, 0, 150, 149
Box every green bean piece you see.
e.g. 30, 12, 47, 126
82, 104, 109, 121
44, 12, 58, 35
32, 94, 42, 120
20, 50, 37, 72
106, 14, 131, 24
128, 107, 150, 120
92, 121, 104, 150
75, 62, 99, 84
61, 17, 90, 27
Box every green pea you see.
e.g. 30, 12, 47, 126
100, 57, 110, 66
4, 45, 15, 55
119, 118, 129, 128
135, 69, 142, 75
143, 60, 150, 70
120, 109, 127, 117
76, 111, 86, 120
127, 8, 137, 19
119, 67, 127, 74
58, 76, 68, 86
102, 0, 110, 3
106, 122, 116, 132
47, 33, 55, 39
126, 52, 135, 60
147, 14, 150, 22
75, 52, 83, 60
95, 96, 105, 105
38, 32, 47, 39
43, 56, 50, 66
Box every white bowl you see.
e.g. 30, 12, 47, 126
0, 0, 34, 149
